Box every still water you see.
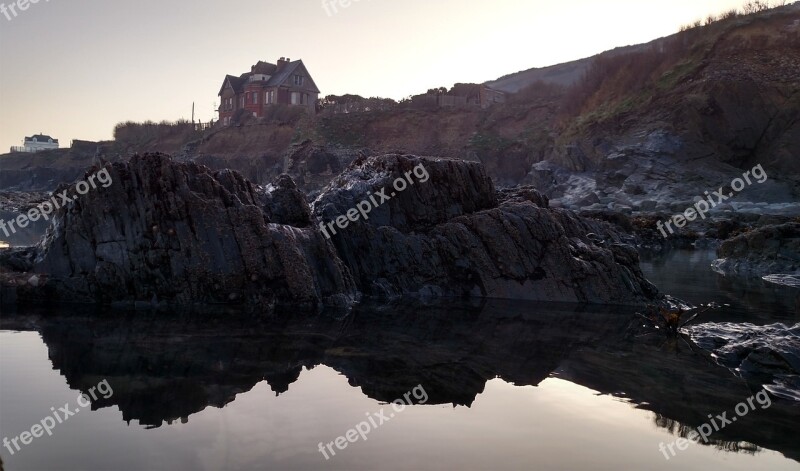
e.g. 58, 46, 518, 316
1, 250, 798, 470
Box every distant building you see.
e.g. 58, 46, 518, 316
10, 134, 60, 153
218, 57, 320, 125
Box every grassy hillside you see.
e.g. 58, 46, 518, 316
1, 2, 798, 191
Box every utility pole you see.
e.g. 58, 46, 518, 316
192, 102, 195, 124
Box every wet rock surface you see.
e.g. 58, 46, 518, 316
2, 153, 662, 307
763, 274, 800, 289
712, 223, 800, 278
686, 322, 800, 401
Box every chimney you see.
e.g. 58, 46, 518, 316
277, 57, 288, 71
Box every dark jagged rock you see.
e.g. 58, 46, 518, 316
2, 153, 662, 307
260, 174, 312, 227
28, 153, 357, 308
284, 140, 363, 194
313, 154, 660, 304
712, 223, 800, 278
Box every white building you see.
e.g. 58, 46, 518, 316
10, 134, 60, 153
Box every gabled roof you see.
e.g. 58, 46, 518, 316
252, 61, 277, 75
218, 74, 244, 96
25, 134, 58, 143
218, 59, 321, 96
265, 60, 321, 93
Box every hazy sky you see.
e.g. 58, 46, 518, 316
0, 0, 749, 151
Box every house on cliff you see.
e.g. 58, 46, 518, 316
10, 134, 59, 153
217, 57, 320, 125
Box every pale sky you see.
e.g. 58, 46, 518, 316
0, 0, 750, 152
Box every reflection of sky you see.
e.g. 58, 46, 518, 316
1, 331, 795, 471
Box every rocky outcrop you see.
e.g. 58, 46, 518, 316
29, 154, 357, 308
284, 140, 363, 196
313, 154, 660, 304
2, 153, 662, 307
712, 223, 800, 278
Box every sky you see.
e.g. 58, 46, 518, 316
0, 0, 753, 152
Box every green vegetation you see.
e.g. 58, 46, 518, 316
656, 59, 701, 91
468, 133, 517, 154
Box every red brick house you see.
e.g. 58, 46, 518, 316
218, 57, 320, 125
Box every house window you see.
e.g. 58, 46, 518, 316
293, 75, 304, 86
266, 90, 275, 104
253, 93, 258, 104
240, 96, 245, 107
291, 92, 300, 105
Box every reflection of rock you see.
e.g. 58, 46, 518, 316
2, 301, 633, 426
686, 322, 800, 401
4, 301, 800, 461
559, 336, 800, 462
713, 223, 800, 278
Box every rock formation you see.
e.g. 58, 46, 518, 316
2, 153, 662, 307
30, 154, 357, 308
313, 154, 659, 304
712, 223, 800, 278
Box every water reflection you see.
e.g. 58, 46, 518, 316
2, 299, 799, 463
640, 249, 800, 318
